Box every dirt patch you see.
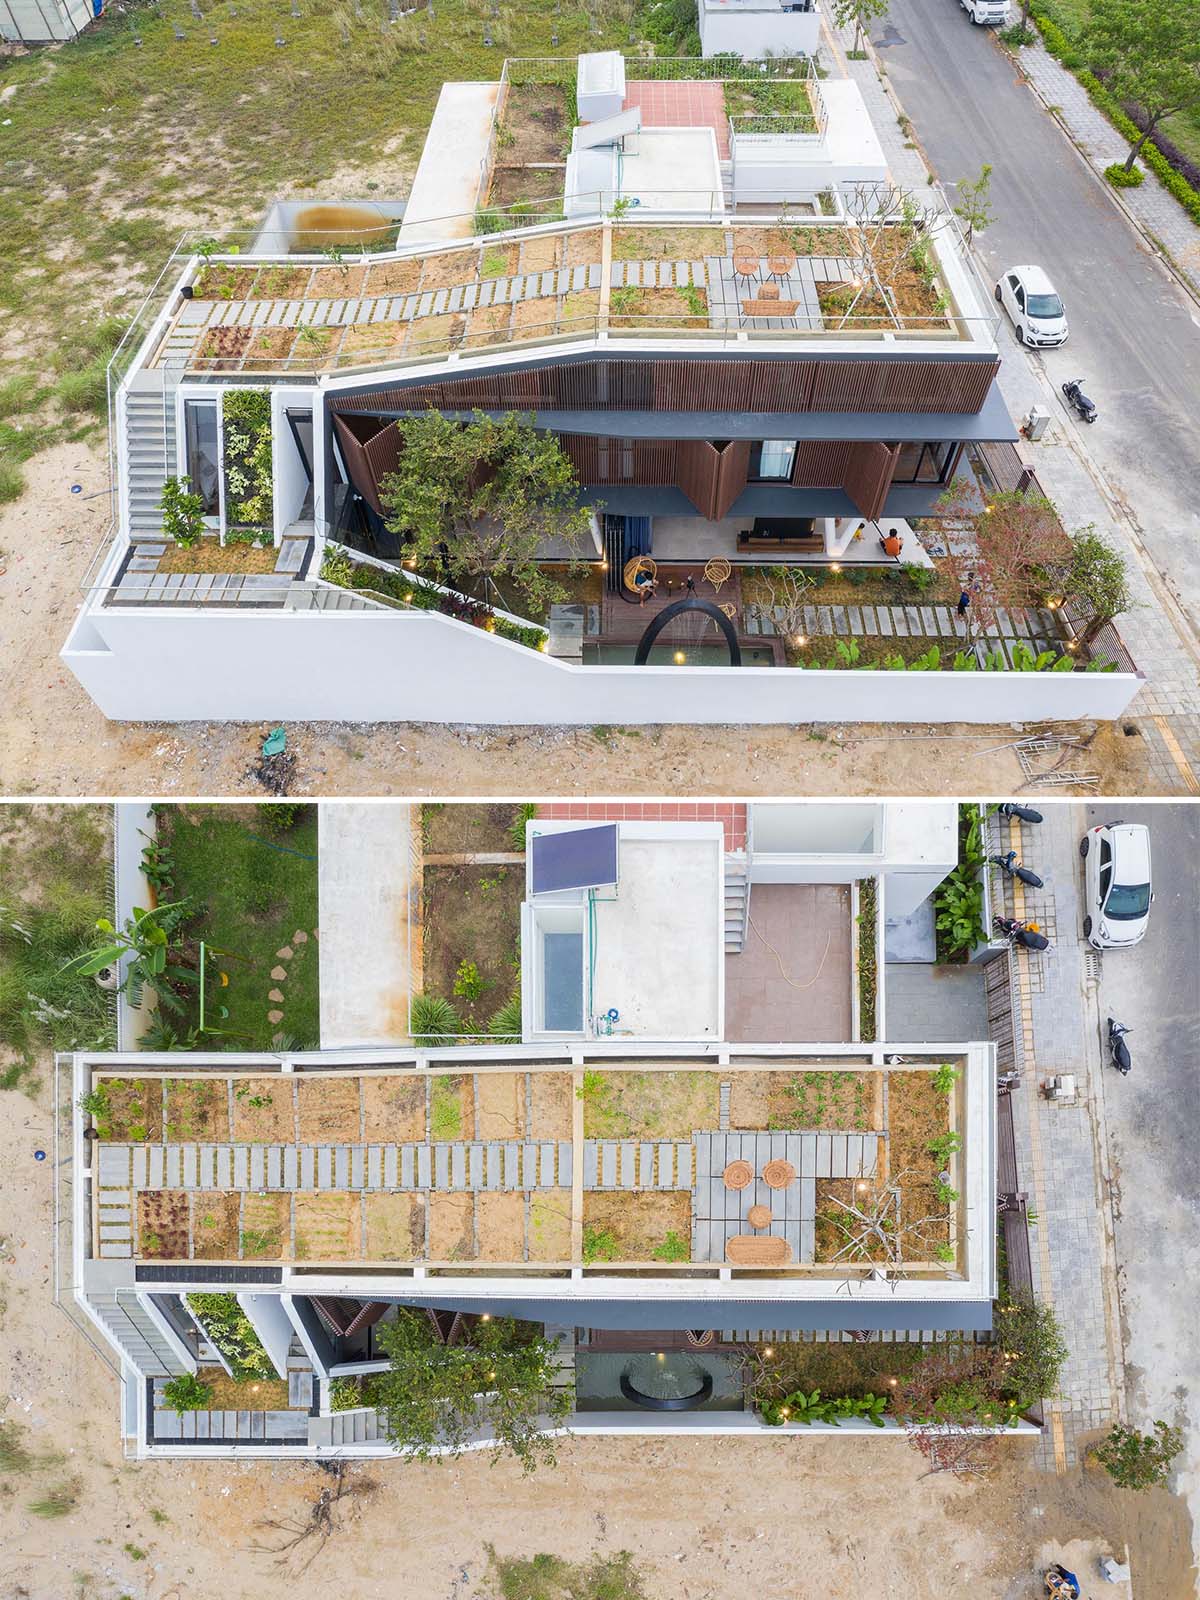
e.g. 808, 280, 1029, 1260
609, 285, 708, 328
245, 326, 297, 366
583, 1190, 691, 1262
499, 83, 569, 164
341, 320, 406, 357
364, 1191, 426, 1259
195, 265, 259, 301
888, 1068, 953, 1251
305, 264, 367, 298
196, 1366, 291, 1411
530, 1072, 574, 1139
135, 1190, 189, 1258
729, 1069, 880, 1132
230, 1077, 296, 1142
418, 249, 480, 290
612, 226, 727, 261
428, 1074, 474, 1140
240, 1191, 290, 1259
487, 165, 562, 208
197, 325, 254, 368
476, 1072, 527, 1140
250, 266, 313, 299
563, 227, 602, 266
528, 1189, 573, 1261
294, 1191, 361, 1260
518, 233, 562, 273
361, 1073, 426, 1142
95, 1075, 163, 1141
420, 863, 523, 1032
157, 540, 279, 575
511, 297, 559, 335
422, 802, 526, 854
405, 312, 465, 356
297, 1075, 362, 1141
428, 1190, 474, 1260
463, 301, 512, 348
165, 1078, 230, 1141
191, 1191, 242, 1260
365, 258, 424, 294
582, 1070, 720, 1140
480, 241, 520, 278
476, 1191, 525, 1261
560, 288, 600, 325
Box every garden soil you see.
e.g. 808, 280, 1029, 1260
0, 441, 1158, 799
2, 1075, 1194, 1600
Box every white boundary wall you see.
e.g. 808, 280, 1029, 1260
63, 602, 1142, 725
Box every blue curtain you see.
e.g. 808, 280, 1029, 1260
624, 515, 652, 556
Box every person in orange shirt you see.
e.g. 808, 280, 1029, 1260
878, 530, 903, 559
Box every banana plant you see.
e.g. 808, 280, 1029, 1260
60, 900, 195, 1011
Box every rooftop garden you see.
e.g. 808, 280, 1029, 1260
88, 1059, 968, 1273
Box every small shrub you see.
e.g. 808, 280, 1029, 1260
453, 958, 487, 1003
488, 989, 523, 1041
508, 802, 538, 851
932, 1063, 960, 1095
329, 1376, 363, 1411
28, 1482, 78, 1518
0, 453, 25, 504
409, 993, 463, 1046
652, 1230, 690, 1262
162, 1372, 213, 1415
996, 1297, 1068, 1407
124, 1543, 148, 1561
582, 1224, 621, 1263
261, 802, 302, 831
1093, 1420, 1183, 1489
1104, 161, 1144, 188
999, 21, 1035, 44
928, 1131, 963, 1164
0, 1421, 34, 1474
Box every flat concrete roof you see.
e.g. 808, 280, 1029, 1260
618, 126, 723, 212
589, 835, 723, 1039
399, 81, 499, 245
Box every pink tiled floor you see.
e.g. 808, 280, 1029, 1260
537, 801, 748, 852
622, 80, 731, 161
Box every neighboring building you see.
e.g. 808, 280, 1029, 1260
64, 808, 1015, 1457
697, 0, 820, 61
0, 0, 91, 43
61, 55, 1138, 727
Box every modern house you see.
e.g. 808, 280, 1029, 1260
61, 53, 1140, 726
62, 807, 1025, 1456
697, 0, 820, 62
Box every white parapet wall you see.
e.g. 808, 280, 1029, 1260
698, 0, 820, 59
63, 601, 1143, 726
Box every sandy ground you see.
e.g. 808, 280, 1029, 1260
0, 441, 1162, 800
1, 1073, 1194, 1600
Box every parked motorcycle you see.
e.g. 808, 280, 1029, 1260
993, 915, 1050, 951
989, 850, 1045, 889
997, 802, 1043, 823
1107, 1017, 1132, 1076
1062, 378, 1098, 424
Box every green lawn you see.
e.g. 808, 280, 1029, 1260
160, 806, 320, 1049
1032, 0, 1200, 168
0, 0, 628, 501
0, 805, 116, 1090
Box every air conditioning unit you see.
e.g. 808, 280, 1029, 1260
1024, 405, 1051, 441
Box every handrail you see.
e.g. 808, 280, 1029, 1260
505, 54, 815, 82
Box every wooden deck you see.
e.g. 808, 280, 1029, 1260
691, 1131, 879, 1265
600, 563, 745, 644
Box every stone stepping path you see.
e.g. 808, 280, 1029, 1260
266, 929, 311, 1030
745, 601, 1063, 665
100, 1138, 575, 1195
583, 1139, 695, 1191
151, 1378, 309, 1443
109, 538, 312, 609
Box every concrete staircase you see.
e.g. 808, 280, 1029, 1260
724, 855, 750, 954
310, 1407, 386, 1447
123, 377, 177, 538
87, 1289, 189, 1378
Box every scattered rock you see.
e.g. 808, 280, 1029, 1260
270, 965, 287, 981
267, 1009, 284, 1025
276, 945, 294, 960
268, 988, 284, 1003
292, 929, 308, 944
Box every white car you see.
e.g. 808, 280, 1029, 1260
1080, 822, 1152, 949
960, 0, 1010, 22
994, 265, 1069, 348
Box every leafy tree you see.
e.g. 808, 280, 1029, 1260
163, 1373, 213, 1415
59, 900, 196, 1013
1061, 527, 1133, 646
1093, 1420, 1183, 1489
935, 481, 1072, 634
379, 410, 590, 614
832, 0, 891, 52
995, 1296, 1068, 1408
159, 476, 205, 548
953, 164, 994, 243
1082, 0, 1200, 175
372, 1311, 571, 1472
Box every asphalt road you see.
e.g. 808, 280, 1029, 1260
1081, 802, 1200, 1559
871, 0, 1200, 634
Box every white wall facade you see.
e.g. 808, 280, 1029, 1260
698, 3, 820, 59
0, 0, 90, 41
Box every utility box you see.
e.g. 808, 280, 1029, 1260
1024, 405, 1051, 441
577, 52, 626, 123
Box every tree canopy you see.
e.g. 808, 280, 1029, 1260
1062, 527, 1133, 643
372, 1311, 571, 1472
378, 409, 591, 614
1083, 0, 1200, 170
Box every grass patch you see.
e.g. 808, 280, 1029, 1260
581, 1069, 720, 1139
421, 863, 523, 1034
28, 1482, 79, 1519
159, 804, 319, 1048
0, 805, 115, 1089
485, 1546, 651, 1600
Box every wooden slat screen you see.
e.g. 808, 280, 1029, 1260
332, 414, 385, 516
331, 354, 1000, 418
843, 441, 899, 519
714, 440, 751, 518
675, 439, 721, 517
790, 440, 855, 487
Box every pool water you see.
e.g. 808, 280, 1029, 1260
582, 644, 776, 667
574, 1350, 746, 1412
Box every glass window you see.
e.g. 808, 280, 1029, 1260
183, 399, 219, 516
892, 441, 955, 485
752, 440, 796, 480
1105, 880, 1150, 920
1027, 294, 1064, 319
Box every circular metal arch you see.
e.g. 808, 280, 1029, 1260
632, 597, 742, 667
619, 1369, 715, 1411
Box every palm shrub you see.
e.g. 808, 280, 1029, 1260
409, 993, 463, 1047
488, 989, 523, 1041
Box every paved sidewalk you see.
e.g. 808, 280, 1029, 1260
823, 9, 1200, 787
1016, 40, 1200, 295
989, 804, 1124, 1470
